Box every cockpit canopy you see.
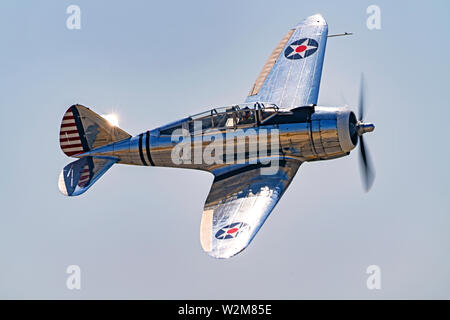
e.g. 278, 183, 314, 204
158, 102, 313, 135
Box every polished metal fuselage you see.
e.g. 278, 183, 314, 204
77, 106, 357, 174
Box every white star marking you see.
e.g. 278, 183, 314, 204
286, 39, 318, 58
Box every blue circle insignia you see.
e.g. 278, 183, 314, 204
284, 38, 319, 60
215, 222, 250, 240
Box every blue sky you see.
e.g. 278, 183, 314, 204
1, 0, 449, 298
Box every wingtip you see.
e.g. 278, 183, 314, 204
295, 13, 327, 28
206, 247, 246, 259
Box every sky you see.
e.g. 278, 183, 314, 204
1, 0, 449, 299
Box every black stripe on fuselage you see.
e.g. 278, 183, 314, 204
145, 131, 155, 166
138, 133, 149, 166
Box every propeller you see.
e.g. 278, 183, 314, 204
356, 74, 375, 192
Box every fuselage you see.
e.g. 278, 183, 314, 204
78, 103, 360, 174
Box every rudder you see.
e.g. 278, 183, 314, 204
59, 104, 131, 157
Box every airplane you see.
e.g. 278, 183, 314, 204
58, 14, 375, 259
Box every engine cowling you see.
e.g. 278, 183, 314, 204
310, 106, 358, 159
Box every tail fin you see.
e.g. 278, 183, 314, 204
59, 104, 131, 157
59, 104, 130, 196
58, 156, 117, 196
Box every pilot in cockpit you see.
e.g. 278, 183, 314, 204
236, 106, 255, 125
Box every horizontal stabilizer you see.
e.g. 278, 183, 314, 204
58, 156, 117, 196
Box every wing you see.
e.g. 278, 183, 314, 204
200, 159, 301, 259
245, 14, 328, 109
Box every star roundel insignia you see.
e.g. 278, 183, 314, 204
215, 222, 250, 240
284, 38, 319, 60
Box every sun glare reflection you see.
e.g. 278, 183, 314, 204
101, 113, 119, 127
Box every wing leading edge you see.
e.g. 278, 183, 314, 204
200, 159, 301, 259
245, 14, 328, 109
